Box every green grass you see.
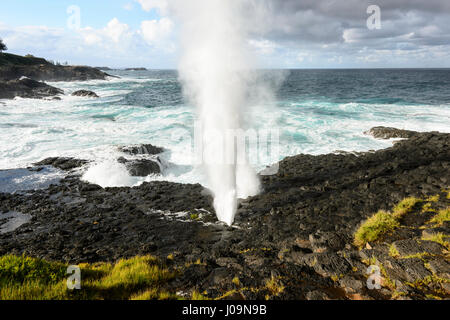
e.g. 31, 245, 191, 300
427, 207, 450, 227
389, 244, 400, 258
354, 210, 400, 247
392, 197, 422, 218
422, 232, 450, 251
265, 275, 285, 298
0, 255, 178, 300
191, 290, 212, 300
190, 213, 199, 220
354, 197, 422, 248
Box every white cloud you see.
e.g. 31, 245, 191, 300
0, 18, 176, 68
140, 17, 173, 45
123, 3, 134, 11
81, 27, 102, 45
297, 52, 310, 63
136, 0, 168, 14
0, 25, 66, 52
103, 18, 131, 43
249, 39, 278, 55
78, 18, 135, 49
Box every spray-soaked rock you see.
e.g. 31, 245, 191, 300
0, 127, 449, 300
0, 77, 63, 100
34, 157, 90, 171
118, 144, 164, 155
364, 126, 419, 139
117, 157, 161, 176
71, 90, 99, 98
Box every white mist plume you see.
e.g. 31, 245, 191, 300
170, 0, 262, 225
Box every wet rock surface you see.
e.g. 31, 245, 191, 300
34, 157, 90, 171
118, 144, 165, 156
117, 157, 161, 176
0, 77, 63, 99
0, 53, 112, 100
71, 90, 99, 98
365, 126, 420, 140
0, 127, 449, 300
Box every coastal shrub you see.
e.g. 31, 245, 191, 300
0, 39, 6, 52
0, 255, 178, 300
354, 210, 400, 247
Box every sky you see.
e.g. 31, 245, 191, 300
0, 0, 449, 69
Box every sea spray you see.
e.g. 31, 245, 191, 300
172, 0, 261, 225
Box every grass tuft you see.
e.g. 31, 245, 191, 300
427, 207, 450, 227
392, 197, 422, 218
421, 232, 450, 250
389, 244, 400, 258
191, 290, 211, 300
354, 197, 425, 248
265, 275, 285, 297
354, 210, 399, 248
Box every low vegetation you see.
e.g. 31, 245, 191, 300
427, 207, 450, 227
354, 210, 400, 247
354, 197, 423, 247
422, 232, 450, 251
0, 255, 178, 300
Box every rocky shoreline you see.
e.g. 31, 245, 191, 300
0, 52, 111, 100
0, 127, 449, 300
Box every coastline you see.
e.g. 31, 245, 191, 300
1, 127, 449, 300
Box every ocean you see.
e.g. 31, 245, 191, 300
1, 69, 449, 192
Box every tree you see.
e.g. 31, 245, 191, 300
0, 39, 6, 52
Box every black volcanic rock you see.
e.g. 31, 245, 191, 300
34, 157, 89, 171
118, 144, 164, 156
95, 67, 112, 71
71, 90, 99, 98
117, 157, 161, 176
0, 77, 63, 99
0, 64, 111, 82
1, 128, 449, 300
365, 126, 419, 139
0, 52, 113, 82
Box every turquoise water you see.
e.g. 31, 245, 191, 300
1, 69, 449, 189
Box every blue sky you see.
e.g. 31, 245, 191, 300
1, 0, 449, 69
0, 1, 157, 29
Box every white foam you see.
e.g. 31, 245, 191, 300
81, 160, 138, 188
1, 69, 450, 195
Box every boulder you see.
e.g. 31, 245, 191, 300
118, 144, 164, 156
34, 157, 89, 171
365, 126, 419, 140
0, 77, 63, 99
71, 90, 99, 98
117, 157, 161, 176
